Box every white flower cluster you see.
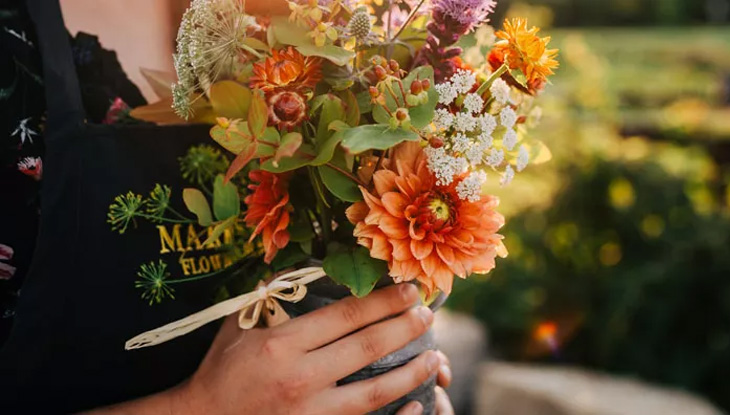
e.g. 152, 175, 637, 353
456, 171, 488, 202
427, 72, 532, 198
490, 78, 511, 105
424, 146, 469, 186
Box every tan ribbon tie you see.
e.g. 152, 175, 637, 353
125, 267, 327, 350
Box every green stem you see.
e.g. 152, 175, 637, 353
136, 214, 192, 224
166, 206, 193, 221
307, 167, 332, 243
390, 0, 427, 42
476, 64, 510, 96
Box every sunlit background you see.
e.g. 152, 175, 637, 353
59, 0, 730, 413
444, 0, 730, 414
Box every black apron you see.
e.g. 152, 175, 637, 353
0, 1, 234, 412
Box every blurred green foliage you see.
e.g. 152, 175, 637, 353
448, 26, 730, 410
494, 0, 729, 26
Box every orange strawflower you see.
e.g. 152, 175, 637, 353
489, 18, 559, 93
250, 47, 322, 93
346, 142, 507, 295
244, 170, 291, 264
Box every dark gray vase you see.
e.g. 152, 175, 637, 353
281, 273, 446, 415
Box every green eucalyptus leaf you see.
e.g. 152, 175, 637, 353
356, 90, 373, 114
242, 37, 270, 51
213, 175, 240, 221
340, 124, 420, 154
257, 127, 280, 158
316, 94, 345, 142
318, 149, 362, 202
340, 89, 361, 126
208, 81, 252, 119
297, 44, 355, 67
201, 216, 236, 247
210, 120, 253, 155
275, 132, 303, 163
248, 90, 268, 138
271, 17, 310, 47
183, 188, 213, 226
323, 246, 387, 297
260, 144, 316, 172
310, 130, 344, 166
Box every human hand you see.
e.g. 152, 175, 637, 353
173, 283, 438, 415
395, 351, 455, 415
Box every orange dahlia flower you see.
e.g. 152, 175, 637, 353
489, 18, 559, 93
244, 170, 291, 264
250, 47, 322, 93
346, 143, 507, 295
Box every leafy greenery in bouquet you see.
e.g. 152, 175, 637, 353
123, 0, 559, 303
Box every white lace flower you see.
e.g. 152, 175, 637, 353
490, 78, 510, 105
451, 69, 476, 94
502, 128, 518, 151
478, 114, 497, 136
465, 145, 485, 166
500, 107, 517, 129
476, 131, 493, 149
517, 145, 529, 172
486, 148, 504, 167
454, 112, 477, 132
433, 108, 454, 130
435, 82, 458, 105
451, 132, 470, 153
425, 146, 468, 186
463, 93, 484, 115
456, 171, 487, 202
500, 164, 515, 186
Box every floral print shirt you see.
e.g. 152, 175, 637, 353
0, 0, 145, 344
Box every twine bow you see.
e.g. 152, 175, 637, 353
125, 267, 327, 350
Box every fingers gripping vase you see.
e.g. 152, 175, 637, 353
281, 274, 446, 415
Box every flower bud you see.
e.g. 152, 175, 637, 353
395, 108, 409, 121
388, 59, 400, 73
429, 137, 444, 148
406, 94, 420, 107
374, 65, 387, 81
421, 79, 431, 91
410, 80, 423, 95
369, 86, 380, 98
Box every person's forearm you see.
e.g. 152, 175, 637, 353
244, 0, 289, 16
78, 384, 192, 415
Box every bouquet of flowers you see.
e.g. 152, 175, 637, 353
118, 0, 557, 412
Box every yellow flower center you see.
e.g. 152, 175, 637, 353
428, 198, 450, 221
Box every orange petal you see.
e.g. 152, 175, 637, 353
381, 192, 409, 218
436, 243, 466, 278
373, 170, 398, 196
346, 201, 369, 223
410, 238, 433, 260
400, 259, 422, 282
379, 216, 409, 239
371, 233, 393, 262
432, 265, 454, 295
409, 221, 427, 241
390, 238, 413, 261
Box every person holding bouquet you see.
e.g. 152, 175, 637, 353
1, 0, 557, 412
0, 0, 455, 414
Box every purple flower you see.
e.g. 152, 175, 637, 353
432, 0, 497, 32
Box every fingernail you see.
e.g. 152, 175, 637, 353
399, 283, 416, 301
426, 351, 440, 372
440, 364, 452, 382
402, 401, 423, 415
417, 306, 433, 325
